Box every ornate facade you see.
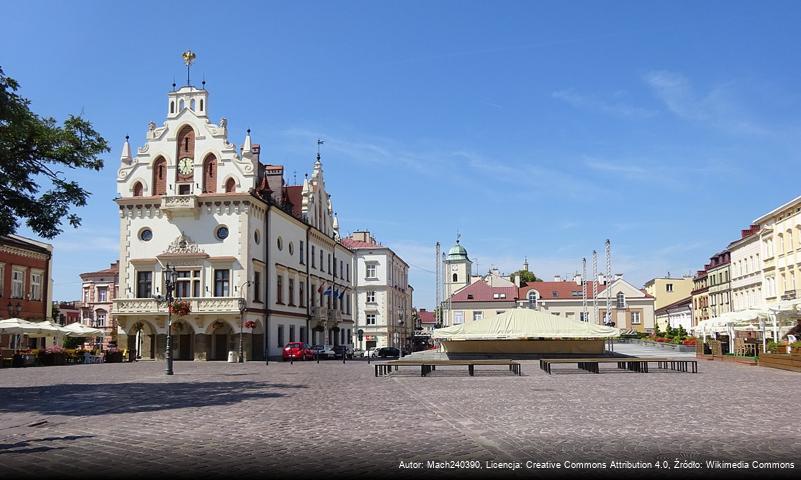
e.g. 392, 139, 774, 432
113, 80, 353, 361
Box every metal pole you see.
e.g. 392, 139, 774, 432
164, 264, 175, 376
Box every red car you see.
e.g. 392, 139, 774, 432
282, 342, 314, 361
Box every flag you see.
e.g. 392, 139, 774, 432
323, 286, 333, 297
338, 289, 345, 300
317, 282, 325, 294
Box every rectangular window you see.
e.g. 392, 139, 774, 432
366, 291, 376, 303
12, 269, 25, 299
214, 269, 230, 297
366, 264, 376, 279
277, 325, 284, 347
366, 313, 376, 325
320, 250, 324, 271
453, 311, 464, 325
580, 312, 588, 322
300, 327, 306, 344
175, 271, 191, 298
289, 325, 295, 342
254, 271, 262, 303
631, 312, 641, 324
299, 281, 305, 307
472, 311, 483, 321
96, 286, 107, 302
340, 329, 345, 345
340, 260, 344, 279
136, 271, 152, 299
288, 278, 295, 306
311, 245, 316, 268
30, 272, 43, 301
346, 263, 350, 282
328, 254, 331, 273
666, 283, 673, 293
347, 294, 351, 314
276, 274, 284, 304
300, 241, 305, 265
333, 256, 337, 277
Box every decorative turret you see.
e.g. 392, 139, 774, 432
242, 129, 252, 156
333, 213, 340, 239
120, 135, 132, 165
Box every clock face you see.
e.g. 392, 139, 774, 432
178, 157, 193, 176
451, 265, 458, 272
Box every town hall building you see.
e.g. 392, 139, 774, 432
113, 71, 354, 361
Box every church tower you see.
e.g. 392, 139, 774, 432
444, 238, 472, 298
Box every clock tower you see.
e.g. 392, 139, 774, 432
444, 239, 472, 298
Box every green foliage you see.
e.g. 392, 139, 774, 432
63, 336, 85, 349
676, 325, 687, 338
653, 323, 662, 338
511, 270, 543, 286
0, 66, 108, 238
791, 341, 801, 349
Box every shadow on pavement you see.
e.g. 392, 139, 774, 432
0, 435, 93, 455
0, 381, 305, 417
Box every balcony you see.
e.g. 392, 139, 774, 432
160, 194, 198, 216
328, 309, 342, 323
114, 297, 241, 315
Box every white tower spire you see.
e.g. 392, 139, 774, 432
120, 135, 132, 165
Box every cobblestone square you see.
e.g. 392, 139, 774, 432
1, 356, 799, 478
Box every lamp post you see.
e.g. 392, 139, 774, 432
238, 281, 251, 363
162, 264, 178, 376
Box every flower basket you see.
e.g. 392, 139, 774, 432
169, 300, 191, 317
244, 320, 257, 329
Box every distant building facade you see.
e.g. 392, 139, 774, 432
729, 225, 763, 311
644, 276, 694, 311
342, 231, 412, 351
80, 261, 119, 348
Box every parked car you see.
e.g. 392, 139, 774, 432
365, 347, 380, 358
311, 344, 336, 359
333, 344, 354, 359
375, 347, 400, 358
352, 348, 366, 358
282, 342, 314, 361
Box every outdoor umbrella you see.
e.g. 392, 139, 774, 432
62, 323, 105, 337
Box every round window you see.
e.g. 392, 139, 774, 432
254, 230, 261, 244
139, 229, 153, 241
289, 242, 294, 255
277, 237, 283, 251
216, 226, 229, 240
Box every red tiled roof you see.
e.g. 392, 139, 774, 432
418, 309, 436, 324
519, 281, 608, 300
80, 261, 119, 278
451, 281, 518, 302
340, 237, 380, 249
284, 185, 303, 218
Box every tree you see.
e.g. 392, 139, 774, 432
0, 66, 108, 238
510, 270, 542, 286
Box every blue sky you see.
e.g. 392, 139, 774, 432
4, 0, 801, 308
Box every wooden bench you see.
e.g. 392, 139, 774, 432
539, 357, 698, 375
375, 359, 522, 377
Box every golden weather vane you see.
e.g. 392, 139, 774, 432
182, 50, 196, 85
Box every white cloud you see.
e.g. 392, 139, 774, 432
552, 89, 657, 119
643, 70, 769, 135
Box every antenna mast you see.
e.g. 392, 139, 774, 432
605, 239, 612, 325
435, 242, 441, 326
582, 257, 588, 322
592, 251, 599, 324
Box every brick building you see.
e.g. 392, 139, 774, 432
0, 234, 54, 353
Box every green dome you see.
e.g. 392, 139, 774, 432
447, 242, 469, 261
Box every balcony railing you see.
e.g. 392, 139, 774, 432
114, 297, 241, 315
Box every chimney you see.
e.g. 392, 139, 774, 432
597, 273, 606, 285
574, 274, 582, 285
614, 273, 623, 281
553, 275, 562, 282
352, 230, 370, 242
513, 274, 521, 286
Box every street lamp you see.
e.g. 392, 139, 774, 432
238, 280, 251, 363
158, 264, 178, 376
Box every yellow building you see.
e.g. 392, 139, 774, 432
753, 195, 801, 304
643, 276, 694, 311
